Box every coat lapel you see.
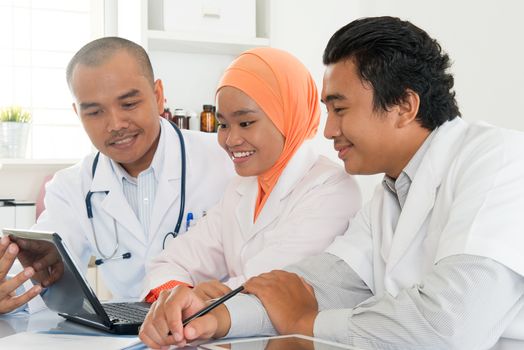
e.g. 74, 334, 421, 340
380, 189, 401, 263
235, 178, 257, 239
149, 121, 183, 240
251, 184, 285, 235
235, 143, 318, 242
386, 118, 468, 271
90, 154, 145, 244
386, 164, 437, 271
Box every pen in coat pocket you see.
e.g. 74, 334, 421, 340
185, 212, 194, 231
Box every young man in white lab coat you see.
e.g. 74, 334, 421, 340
138, 17, 524, 349
1, 37, 234, 307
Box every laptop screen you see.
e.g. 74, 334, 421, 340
3, 229, 111, 327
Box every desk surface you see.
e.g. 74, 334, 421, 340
1, 308, 523, 350
0, 308, 109, 339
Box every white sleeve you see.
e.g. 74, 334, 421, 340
325, 198, 375, 293
225, 252, 371, 337
314, 255, 524, 349
225, 293, 278, 338
223, 174, 361, 289
436, 128, 524, 277
143, 202, 228, 295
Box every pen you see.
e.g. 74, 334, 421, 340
182, 285, 244, 326
185, 212, 194, 232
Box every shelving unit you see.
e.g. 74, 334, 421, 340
117, 0, 271, 55
147, 30, 270, 55
0, 158, 78, 168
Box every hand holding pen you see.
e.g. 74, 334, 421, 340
182, 285, 244, 326
139, 284, 244, 349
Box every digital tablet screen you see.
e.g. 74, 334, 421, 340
201, 335, 359, 350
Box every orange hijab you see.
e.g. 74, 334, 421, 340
217, 47, 320, 222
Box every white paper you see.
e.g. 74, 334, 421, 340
0, 332, 141, 350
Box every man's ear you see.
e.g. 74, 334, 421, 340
72, 102, 78, 116
154, 79, 165, 114
396, 89, 420, 128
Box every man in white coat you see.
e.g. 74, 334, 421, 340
137, 17, 524, 349
1, 37, 234, 307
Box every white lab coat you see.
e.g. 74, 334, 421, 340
33, 118, 235, 299
143, 142, 362, 295
326, 117, 524, 337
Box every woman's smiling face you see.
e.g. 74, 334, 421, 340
215, 86, 285, 177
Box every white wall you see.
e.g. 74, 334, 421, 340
2, 0, 524, 204
267, 0, 383, 202
265, 0, 524, 201
351, 0, 524, 200
0, 163, 72, 202
149, 51, 234, 114
360, 0, 524, 130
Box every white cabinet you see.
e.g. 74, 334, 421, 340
0, 201, 36, 229
161, 0, 256, 38
113, 0, 273, 117
117, 0, 270, 55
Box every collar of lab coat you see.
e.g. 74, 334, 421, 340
234, 141, 318, 236
89, 118, 182, 192
87, 118, 185, 243
384, 117, 468, 271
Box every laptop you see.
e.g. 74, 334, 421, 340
3, 228, 150, 335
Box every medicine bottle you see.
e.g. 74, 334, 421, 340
188, 110, 199, 131
160, 107, 171, 121
200, 104, 215, 133
174, 109, 186, 129
161, 99, 173, 121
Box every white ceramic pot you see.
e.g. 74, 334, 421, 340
0, 122, 31, 158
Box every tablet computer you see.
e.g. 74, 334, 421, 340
3, 228, 150, 335
201, 334, 361, 350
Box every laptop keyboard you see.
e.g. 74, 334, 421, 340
103, 302, 150, 324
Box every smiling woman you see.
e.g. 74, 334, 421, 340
139, 48, 363, 347
0, 0, 100, 160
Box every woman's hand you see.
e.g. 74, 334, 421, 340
139, 285, 232, 349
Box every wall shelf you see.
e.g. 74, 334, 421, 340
148, 30, 270, 55
0, 158, 78, 168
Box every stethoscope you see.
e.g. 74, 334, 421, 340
85, 120, 186, 265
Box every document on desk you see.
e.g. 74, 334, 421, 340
0, 331, 141, 349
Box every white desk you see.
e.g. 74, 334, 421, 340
0, 308, 108, 339
1, 309, 523, 350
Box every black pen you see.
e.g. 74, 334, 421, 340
180, 285, 245, 327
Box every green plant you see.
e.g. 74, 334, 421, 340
0, 106, 32, 123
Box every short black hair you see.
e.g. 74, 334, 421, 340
323, 16, 460, 130
66, 36, 154, 88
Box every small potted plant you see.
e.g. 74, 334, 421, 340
0, 106, 32, 158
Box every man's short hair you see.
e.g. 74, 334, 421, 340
66, 36, 154, 89
323, 16, 461, 130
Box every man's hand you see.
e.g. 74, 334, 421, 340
0, 236, 42, 314
244, 270, 318, 336
193, 280, 232, 300
9, 235, 63, 287
139, 286, 232, 349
